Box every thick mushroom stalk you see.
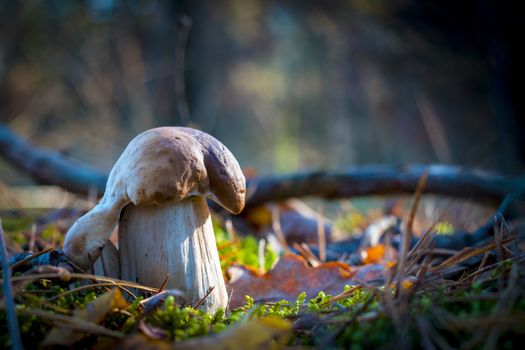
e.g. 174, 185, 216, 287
119, 197, 227, 310
63, 127, 245, 312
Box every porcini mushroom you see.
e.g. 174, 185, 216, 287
63, 127, 246, 311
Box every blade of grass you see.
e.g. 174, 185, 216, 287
0, 217, 24, 350
397, 170, 428, 291
432, 235, 518, 272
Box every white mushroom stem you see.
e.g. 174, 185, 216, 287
119, 196, 228, 312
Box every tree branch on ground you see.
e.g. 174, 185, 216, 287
2, 125, 524, 208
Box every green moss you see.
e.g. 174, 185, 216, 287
215, 227, 278, 272
3, 265, 525, 349
144, 296, 254, 342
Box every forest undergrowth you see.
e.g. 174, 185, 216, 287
1, 198, 525, 349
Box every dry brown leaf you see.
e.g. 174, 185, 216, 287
227, 253, 385, 308
43, 288, 129, 346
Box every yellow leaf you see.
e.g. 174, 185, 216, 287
174, 316, 291, 350
43, 288, 128, 346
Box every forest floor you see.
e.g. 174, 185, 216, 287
1, 190, 525, 350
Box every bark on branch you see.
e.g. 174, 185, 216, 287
245, 165, 524, 208
1, 125, 524, 207
0, 125, 107, 195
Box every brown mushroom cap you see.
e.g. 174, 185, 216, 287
106, 127, 246, 213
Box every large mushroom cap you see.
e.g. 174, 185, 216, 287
63, 126, 245, 271
107, 127, 246, 213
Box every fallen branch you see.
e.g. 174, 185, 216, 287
0, 125, 107, 196
246, 165, 524, 208
1, 125, 524, 206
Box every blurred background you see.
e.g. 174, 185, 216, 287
1, 0, 524, 187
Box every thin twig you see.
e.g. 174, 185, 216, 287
193, 286, 214, 309
158, 273, 170, 293
2, 247, 53, 273
8, 272, 159, 292
300, 243, 321, 267
46, 282, 143, 301
317, 205, 326, 263
271, 205, 289, 251
0, 217, 24, 350
457, 254, 525, 283
18, 308, 123, 338
291, 242, 320, 267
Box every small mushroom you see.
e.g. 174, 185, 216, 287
63, 127, 246, 311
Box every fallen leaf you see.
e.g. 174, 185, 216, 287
110, 316, 290, 350
175, 316, 291, 350
43, 288, 129, 346
227, 253, 360, 307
